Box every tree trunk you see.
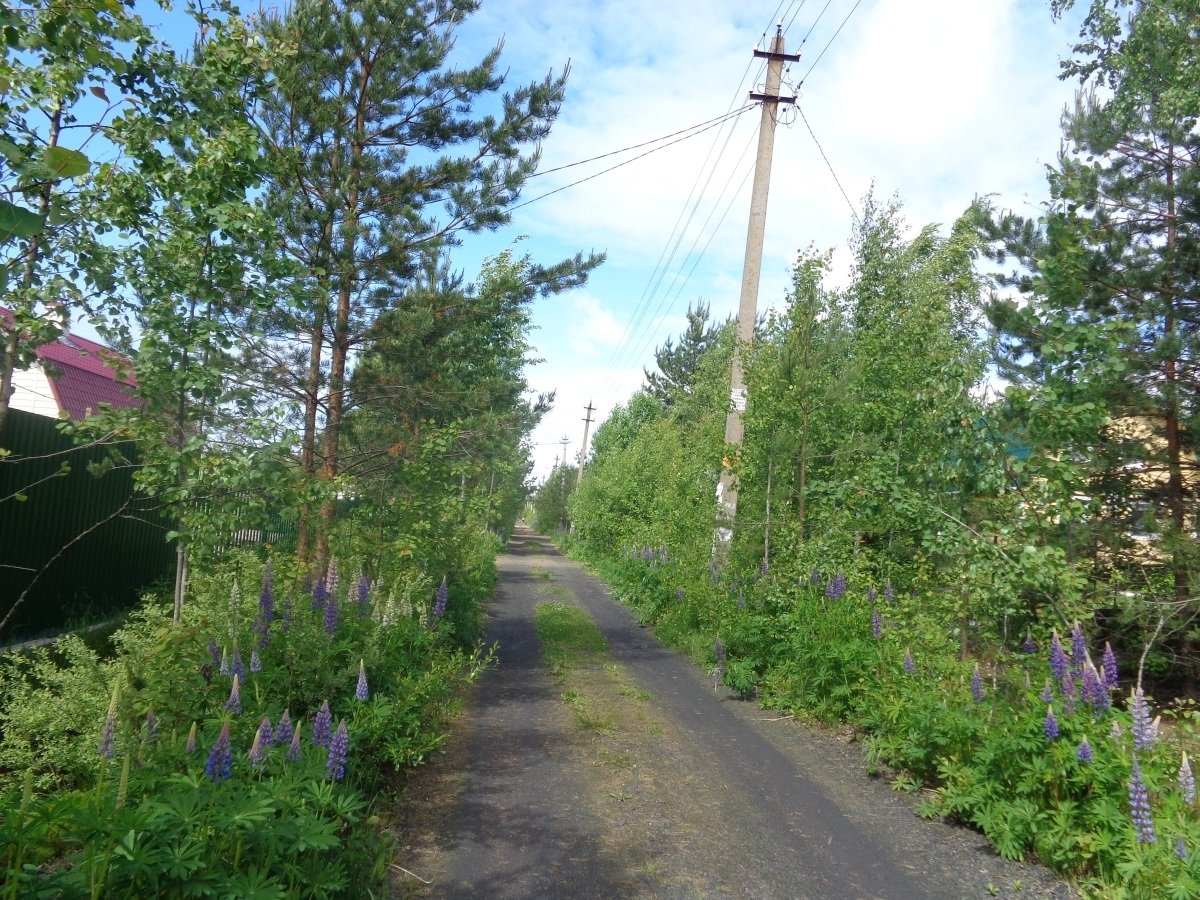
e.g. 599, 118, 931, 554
296, 303, 325, 564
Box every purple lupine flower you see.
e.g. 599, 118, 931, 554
736, 590, 746, 609
258, 715, 274, 747
327, 719, 349, 781
219, 647, 230, 677
1111, 720, 1123, 739
249, 723, 267, 769
1049, 631, 1067, 682
205, 722, 233, 783
143, 709, 157, 742
1070, 621, 1087, 673
185, 721, 198, 755
250, 649, 262, 674
1060, 669, 1077, 704
208, 638, 221, 668
311, 700, 332, 747
1102, 642, 1119, 691
1078, 736, 1093, 764
99, 710, 116, 759
230, 648, 245, 682
1085, 664, 1110, 716
280, 597, 293, 632
1180, 752, 1195, 805
256, 563, 274, 648
1044, 705, 1060, 741
356, 574, 370, 615
286, 725, 303, 762
311, 577, 328, 612
809, 567, 821, 586
1131, 687, 1155, 751
866, 586, 877, 603
274, 710, 293, 746
323, 594, 339, 635
902, 649, 916, 675
355, 660, 369, 701
225, 674, 242, 715
259, 561, 275, 622
883, 583, 894, 604
1021, 630, 1038, 654
871, 607, 883, 640
674, 587, 685, 603
825, 572, 847, 600
1061, 675, 1077, 716
1040, 681, 1054, 704
1081, 663, 1099, 707
325, 558, 339, 598
433, 577, 449, 621
714, 638, 727, 683
971, 666, 985, 703
1178, 837, 1188, 860
1129, 755, 1156, 844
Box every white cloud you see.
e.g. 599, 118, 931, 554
565, 292, 626, 357
451, 0, 1086, 477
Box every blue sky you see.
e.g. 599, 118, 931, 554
129, 0, 1087, 481
439, 0, 1088, 480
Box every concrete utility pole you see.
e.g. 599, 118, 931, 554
576, 401, 595, 490
559, 434, 569, 470
714, 23, 798, 559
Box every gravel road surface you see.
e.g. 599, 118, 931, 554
391, 527, 1077, 899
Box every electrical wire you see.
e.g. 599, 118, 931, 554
797, 104, 859, 223
605, 112, 755, 373
504, 106, 755, 216
622, 154, 757, 371
781, 0, 810, 36
797, 0, 835, 47
798, 0, 865, 86
597, 12, 785, 377
527, 107, 759, 179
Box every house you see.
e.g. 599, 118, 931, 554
2, 310, 139, 420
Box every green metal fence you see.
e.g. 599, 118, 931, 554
0, 409, 175, 640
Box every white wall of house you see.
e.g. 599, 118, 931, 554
10, 364, 60, 418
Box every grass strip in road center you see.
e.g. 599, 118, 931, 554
534, 601, 608, 680
534, 602, 661, 747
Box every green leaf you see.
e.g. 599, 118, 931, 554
0, 200, 43, 239
43, 146, 90, 179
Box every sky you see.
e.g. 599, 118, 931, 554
124, 0, 1089, 484
433, 0, 1088, 482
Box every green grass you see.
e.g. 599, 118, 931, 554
535, 602, 608, 664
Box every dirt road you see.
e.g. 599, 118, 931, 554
391, 528, 1075, 899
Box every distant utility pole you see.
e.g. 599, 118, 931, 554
559, 434, 569, 470
576, 401, 595, 490
714, 23, 798, 560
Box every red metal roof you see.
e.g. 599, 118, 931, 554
1, 308, 140, 420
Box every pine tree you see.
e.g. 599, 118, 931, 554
257, 0, 591, 563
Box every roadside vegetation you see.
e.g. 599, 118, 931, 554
1, 0, 595, 895
541, 3, 1200, 896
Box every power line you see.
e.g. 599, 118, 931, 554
505, 106, 755, 215
781, 0, 811, 37
606, 114, 756, 373
797, 0, 835, 47
798, 0, 865, 86
528, 108, 758, 179
623, 154, 757, 372
797, 104, 859, 223
599, 13, 786, 379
